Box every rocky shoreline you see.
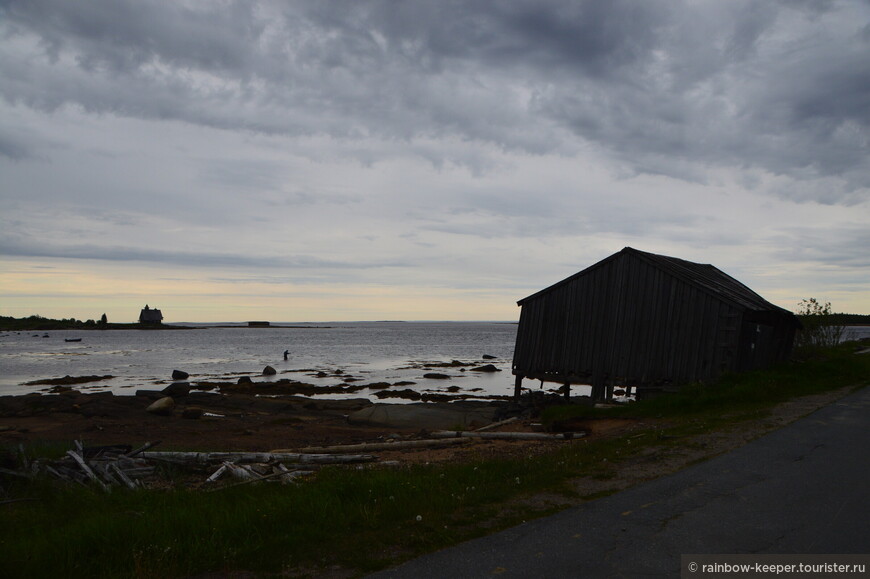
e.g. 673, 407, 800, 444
0, 384, 522, 454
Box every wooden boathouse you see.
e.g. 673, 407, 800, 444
512, 247, 799, 400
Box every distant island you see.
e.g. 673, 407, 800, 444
827, 313, 870, 325
0, 315, 186, 331
0, 315, 331, 331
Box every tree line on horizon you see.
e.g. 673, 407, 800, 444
0, 313, 115, 331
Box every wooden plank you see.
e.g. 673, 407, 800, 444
66, 450, 110, 492
111, 463, 139, 490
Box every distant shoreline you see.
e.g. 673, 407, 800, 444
0, 322, 335, 331
200, 324, 333, 329
0, 323, 194, 331
1, 316, 518, 331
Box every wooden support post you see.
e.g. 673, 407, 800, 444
605, 382, 614, 401
591, 374, 605, 401
513, 374, 523, 400
563, 382, 571, 400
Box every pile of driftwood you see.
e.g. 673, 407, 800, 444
2, 442, 379, 491
4, 441, 159, 491
140, 450, 377, 492
3, 422, 583, 492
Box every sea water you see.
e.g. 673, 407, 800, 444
0, 322, 519, 400
3, 322, 866, 401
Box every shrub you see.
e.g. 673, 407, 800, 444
794, 298, 845, 355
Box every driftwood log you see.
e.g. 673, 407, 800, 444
66, 450, 110, 492
140, 451, 377, 464
276, 438, 470, 454
430, 430, 584, 441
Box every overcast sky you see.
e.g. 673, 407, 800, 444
1, 0, 868, 322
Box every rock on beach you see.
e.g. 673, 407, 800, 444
470, 364, 500, 372
162, 382, 191, 398
146, 396, 175, 416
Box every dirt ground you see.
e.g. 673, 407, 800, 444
0, 389, 640, 463
1, 386, 855, 470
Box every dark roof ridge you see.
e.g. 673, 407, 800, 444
518, 247, 791, 315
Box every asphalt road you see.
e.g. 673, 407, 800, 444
370, 386, 869, 578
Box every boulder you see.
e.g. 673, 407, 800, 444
262, 365, 277, 376
181, 406, 203, 419
146, 396, 175, 416
162, 382, 190, 398
470, 364, 500, 372
237, 376, 253, 385
171, 369, 189, 380
423, 372, 450, 380
482, 354, 497, 359
365, 382, 392, 390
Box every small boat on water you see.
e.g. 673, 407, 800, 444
64, 338, 82, 342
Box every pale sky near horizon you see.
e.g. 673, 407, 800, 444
1, 0, 868, 323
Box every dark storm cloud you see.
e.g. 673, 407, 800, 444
1, 0, 867, 204
0, 230, 409, 271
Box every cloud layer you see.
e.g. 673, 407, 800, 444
1, 0, 868, 319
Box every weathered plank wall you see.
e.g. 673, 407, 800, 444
512, 249, 796, 397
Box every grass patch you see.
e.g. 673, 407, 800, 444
543, 341, 870, 426
2, 342, 868, 577
0, 457, 578, 578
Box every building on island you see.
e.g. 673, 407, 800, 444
139, 305, 164, 324
512, 247, 800, 401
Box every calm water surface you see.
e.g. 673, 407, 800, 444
0, 322, 519, 400
3, 323, 865, 400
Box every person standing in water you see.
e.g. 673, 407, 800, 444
283, 350, 289, 361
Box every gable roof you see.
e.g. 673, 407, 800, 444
139, 307, 163, 322
518, 247, 791, 314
